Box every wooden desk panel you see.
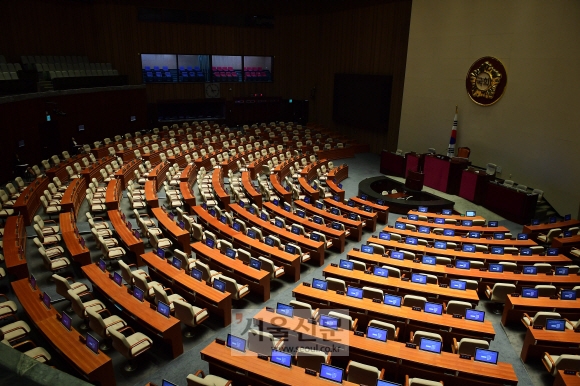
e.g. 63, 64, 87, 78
45, 154, 82, 184
553, 235, 580, 255
229, 203, 325, 266
292, 284, 495, 345
315, 147, 356, 161
323, 264, 479, 305
324, 198, 378, 231
193, 206, 301, 282
81, 156, 115, 186
105, 179, 121, 210
211, 168, 230, 211
147, 161, 171, 191
524, 219, 580, 237
241, 171, 262, 208
180, 181, 196, 214
351, 197, 390, 224
152, 207, 191, 254
384, 227, 537, 247
59, 177, 87, 216
555, 370, 580, 386
140, 252, 232, 326
396, 218, 509, 234
264, 202, 346, 253
298, 177, 319, 201
145, 180, 159, 208
253, 308, 516, 386
367, 237, 572, 265
407, 210, 486, 222
82, 264, 183, 358
269, 173, 292, 203
191, 242, 271, 301
59, 212, 91, 265
108, 210, 145, 266
12, 279, 116, 386
13, 177, 50, 225
521, 326, 580, 362
114, 159, 141, 190
3, 215, 28, 279
201, 341, 359, 386
501, 295, 580, 326
295, 200, 363, 242
484, 181, 537, 224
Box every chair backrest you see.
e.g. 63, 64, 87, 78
152, 285, 170, 306
403, 295, 427, 308
326, 277, 346, 292
346, 361, 382, 386
295, 347, 327, 371
110, 328, 131, 358
328, 311, 354, 330
381, 265, 401, 278
118, 260, 134, 285
248, 329, 276, 355
456, 338, 489, 356
412, 330, 442, 345
53, 274, 72, 298
445, 300, 473, 315
490, 283, 516, 303
531, 311, 561, 326
67, 289, 86, 318
86, 307, 108, 338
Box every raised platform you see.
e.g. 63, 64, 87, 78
359, 176, 455, 214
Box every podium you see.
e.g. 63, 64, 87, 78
459, 168, 491, 204
405, 170, 424, 191
423, 155, 470, 195
380, 150, 406, 177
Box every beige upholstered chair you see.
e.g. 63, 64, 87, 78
110, 327, 153, 372
187, 370, 232, 386
295, 347, 330, 371
543, 353, 580, 376
86, 307, 127, 351
173, 299, 209, 337
289, 300, 319, 320
522, 311, 562, 328
406, 375, 444, 386
248, 329, 284, 356
346, 360, 384, 386
68, 289, 106, 330
451, 337, 489, 356
368, 319, 399, 341
328, 311, 357, 331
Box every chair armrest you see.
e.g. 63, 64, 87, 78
194, 370, 205, 378
129, 338, 152, 350
351, 318, 358, 331
544, 352, 555, 367
409, 331, 415, 342
105, 319, 126, 329
3, 326, 29, 337
0, 294, 10, 302
522, 313, 531, 321
11, 340, 37, 350
96, 309, 112, 317
326, 352, 332, 364
443, 302, 447, 313
43, 219, 58, 224
345, 360, 353, 374
452, 337, 458, 353
379, 369, 385, 380
118, 326, 135, 335
78, 291, 94, 300
163, 287, 174, 295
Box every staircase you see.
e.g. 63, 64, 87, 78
534, 195, 559, 220
38, 80, 53, 92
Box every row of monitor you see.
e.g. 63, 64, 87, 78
412, 205, 573, 224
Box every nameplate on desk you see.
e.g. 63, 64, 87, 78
546, 272, 554, 276
302, 282, 311, 287
305, 369, 317, 376
149, 303, 157, 310
439, 284, 448, 288
413, 259, 420, 263
308, 318, 317, 325
550, 295, 559, 300
126, 288, 133, 295
353, 248, 360, 252
412, 306, 422, 311
406, 342, 417, 349
401, 278, 410, 281
533, 325, 544, 330
331, 263, 338, 267
372, 298, 381, 303
513, 270, 521, 274
354, 331, 364, 337
511, 293, 520, 297
336, 290, 345, 295
446, 264, 453, 268
459, 354, 472, 360
453, 314, 463, 319
78, 335, 86, 344
364, 270, 372, 275
479, 268, 488, 272
266, 307, 274, 312
565, 370, 577, 375
257, 354, 269, 361
215, 338, 225, 345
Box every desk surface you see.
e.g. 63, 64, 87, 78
407, 210, 486, 222
385, 227, 537, 247
108, 209, 145, 265
82, 263, 183, 358
3, 215, 28, 279
60, 212, 91, 265
295, 200, 363, 242
151, 207, 191, 254
524, 219, 580, 234
501, 294, 580, 326
396, 218, 509, 233
253, 308, 516, 386
324, 198, 377, 231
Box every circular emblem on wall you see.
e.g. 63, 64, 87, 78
465, 57, 507, 106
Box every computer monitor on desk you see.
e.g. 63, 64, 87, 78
319, 364, 344, 384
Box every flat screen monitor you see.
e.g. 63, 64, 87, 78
547, 248, 559, 256
98, 258, 107, 272
520, 248, 532, 256
133, 286, 145, 302
443, 229, 455, 236
332, 222, 342, 230
377, 381, 402, 386
424, 302, 443, 315
561, 290, 577, 300
30, 275, 37, 290
366, 326, 388, 342
161, 380, 178, 386
273, 198, 280, 206
390, 251, 404, 260
296, 210, 305, 218
319, 315, 339, 330
565, 214, 572, 221
419, 337, 442, 354
555, 267, 569, 276
249, 207, 256, 215
434, 218, 445, 224
546, 319, 566, 332
449, 279, 467, 290
113, 272, 123, 287
408, 214, 419, 221
310, 233, 321, 241
491, 246, 504, 255
312, 278, 328, 291
333, 195, 340, 201
384, 294, 402, 307
157, 247, 165, 258
61, 312, 72, 331
168, 212, 175, 221
394, 222, 405, 230
330, 208, 340, 215
455, 260, 470, 269
531, 219, 540, 225
517, 233, 529, 240
171, 257, 182, 270
246, 229, 256, 239
42, 292, 51, 309
466, 211, 476, 217
411, 273, 427, 284
418, 206, 428, 213
239, 200, 245, 208
360, 194, 368, 200
488, 221, 499, 227
462, 220, 473, 227
347, 200, 355, 207
348, 213, 358, 221
260, 212, 268, 221
225, 248, 236, 259
134, 230, 141, 238
157, 301, 171, 317
319, 364, 344, 384
249, 258, 262, 270
276, 303, 294, 318
373, 266, 389, 277
422, 256, 436, 265
493, 232, 505, 240
406, 237, 418, 245
265, 237, 275, 246
213, 279, 226, 292
291, 226, 300, 235
339, 259, 354, 270
304, 196, 311, 204
285, 244, 296, 254
313, 216, 323, 224
564, 231, 573, 237
219, 216, 227, 225
462, 244, 475, 253
233, 222, 241, 231
191, 268, 203, 281
275, 219, 284, 228
208, 208, 216, 217
361, 245, 374, 254
315, 201, 324, 210
434, 241, 447, 250
226, 334, 246, 352
474, 348, 499, 365
442, 209, 452, 215
523, 266, 537, 275
465, 309, 485, 322
379, 232, 391, 240
489, 264, 503, 273
418, 226, 430, 234
522, 288, 539, 298
86, 333, 100, 354
468, 231, 481, 238
346, 286, 363, 299
271, 349, 292, 368
549, 216, 557, 223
